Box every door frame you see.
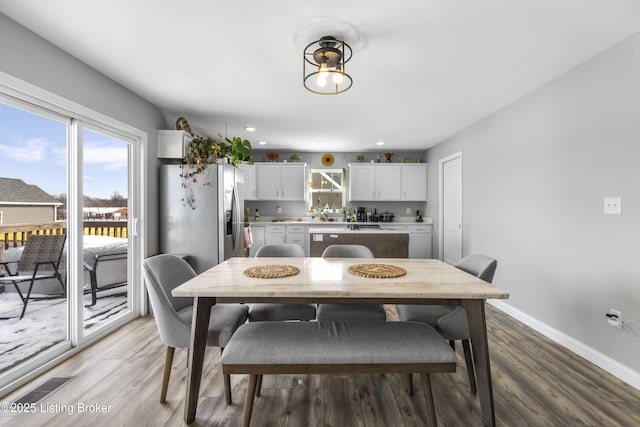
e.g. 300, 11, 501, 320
0, 70, 146, 396
438, 151, 463, 263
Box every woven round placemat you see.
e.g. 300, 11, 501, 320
348, 263, 407, 279
243, 264, 300, 279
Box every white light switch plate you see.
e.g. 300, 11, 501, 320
604, 197, 622, 214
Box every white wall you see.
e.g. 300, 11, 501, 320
0, 13, 167, 254
426, 32, 640, 384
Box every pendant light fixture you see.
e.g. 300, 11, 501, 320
303, 35, 353, 95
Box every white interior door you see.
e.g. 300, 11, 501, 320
440, 153, 462, 264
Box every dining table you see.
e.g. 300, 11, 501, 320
172, 256, 509, 426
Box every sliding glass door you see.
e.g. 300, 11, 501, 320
0, 90, 143, 392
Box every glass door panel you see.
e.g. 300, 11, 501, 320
0, 100, 70, 376
81, 128, 132, 333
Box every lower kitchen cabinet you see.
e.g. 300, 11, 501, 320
265, 225, 286, 246
408, 226, 432, 259
250, 223, 310, 256
249, 225, 265, 257
286, 224, 307, 251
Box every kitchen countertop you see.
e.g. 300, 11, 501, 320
248, 217, 432, 226
308, 227, 410, 234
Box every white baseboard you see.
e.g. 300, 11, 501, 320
488, 300, 640, 391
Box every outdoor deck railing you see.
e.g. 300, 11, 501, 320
0, 220, 128, 251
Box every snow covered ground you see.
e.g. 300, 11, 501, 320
0, 290, 127, 374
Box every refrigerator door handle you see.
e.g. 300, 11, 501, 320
231, 184, 242, 253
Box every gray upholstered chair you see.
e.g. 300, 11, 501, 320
248, 244, 316, 321
316, 244, 387, 321
396, 254, 498, 394
142, 254, 248, 404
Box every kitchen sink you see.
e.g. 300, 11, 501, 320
347, 223, 380, 230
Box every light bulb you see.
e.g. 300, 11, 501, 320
333, 71, 343, 84
317, 76, 327, 87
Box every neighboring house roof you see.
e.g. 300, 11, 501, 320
0, 177, 61, 205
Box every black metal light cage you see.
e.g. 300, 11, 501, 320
303, 35, 353, 95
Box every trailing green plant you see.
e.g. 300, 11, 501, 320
178, 134, 254, 208
183, 136, 220, 174
179, 136, 221, 208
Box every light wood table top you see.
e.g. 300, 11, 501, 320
176, 257, 508, 426
172, 257, 509, 302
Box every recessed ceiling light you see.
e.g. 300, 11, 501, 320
244, 126, 256, 132
376, 141, 385, 146
257, 140, 267, 145
317, 140, 326, 144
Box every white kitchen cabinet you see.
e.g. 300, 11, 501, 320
157, 130, 192, 159
376, 165, 402, 200
265, 225, 286, 246
348, 164, 376, 200
255, 162, 307, 201
249, 225, 265, 257
348, 163, 425, 201
286, 224, 307, 253
407, 225, 432, 259
238, 163, 257, 200
401, 164, 428, 201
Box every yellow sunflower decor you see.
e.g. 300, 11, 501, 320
321, 153, 334, 166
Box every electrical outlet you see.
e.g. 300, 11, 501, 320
604, 197, 622, 214
607, 309, 623, 329
406, 208, 411, 214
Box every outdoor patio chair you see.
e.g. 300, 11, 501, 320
0, 234, 67, 319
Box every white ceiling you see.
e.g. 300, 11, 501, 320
2, 1, 640, 152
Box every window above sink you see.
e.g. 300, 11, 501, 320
309, 168, 345, 211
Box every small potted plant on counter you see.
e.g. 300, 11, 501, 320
266, 151, 279, 162
384, 152, 394, 163
356, 153, 365, 163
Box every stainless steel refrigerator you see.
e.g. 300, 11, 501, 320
159, 163, 245, 274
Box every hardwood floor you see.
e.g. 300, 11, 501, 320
1, 305, 639, 426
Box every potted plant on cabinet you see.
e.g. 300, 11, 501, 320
222, 135, 254, 167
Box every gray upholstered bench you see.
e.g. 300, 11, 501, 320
221, 321, 456, 427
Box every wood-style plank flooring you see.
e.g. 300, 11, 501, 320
1, 305, 639, 426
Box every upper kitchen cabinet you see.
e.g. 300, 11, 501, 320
238, 163, 257, 200
348, 163, 427, 201
401, 163, 428, 201
255, 162, 307, 201
157, 130, 193, 159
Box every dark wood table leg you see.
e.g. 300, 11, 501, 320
462, 299, 495, 427
184, 296, 215, 424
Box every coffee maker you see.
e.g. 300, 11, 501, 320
356, 207, 366, 222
